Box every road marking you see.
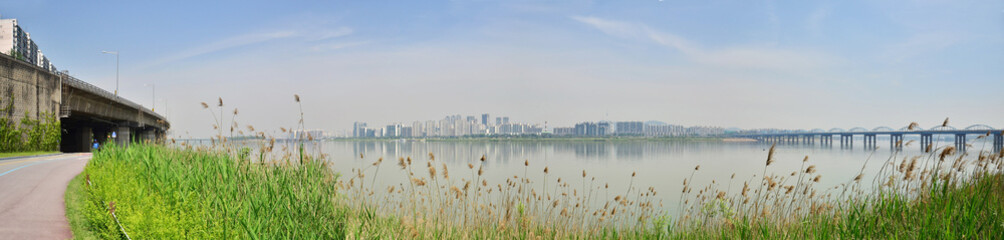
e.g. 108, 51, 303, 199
0, 155, 67, 167
0, 154, 82, 178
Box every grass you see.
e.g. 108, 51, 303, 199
71, 140, 1003, 239
668, 173, 1004, 238
333, 140, 1004, 239
0, 151, 59, 159
71, 144, 344, 239
65, 173, 100, 240
74, 134, 1003, 239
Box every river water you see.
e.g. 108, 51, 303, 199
310, 137, 996, 216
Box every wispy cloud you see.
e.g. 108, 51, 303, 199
307, 27, 354, 41
880, 32, 962, 63
310, 41, 369, 52
572, 16, 838, 71
805, 6, 831, 36
145, 31, 296, 67
143, 26, 355, 68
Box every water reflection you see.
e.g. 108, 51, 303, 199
298, 139, 980, 215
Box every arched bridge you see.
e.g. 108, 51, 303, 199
1, 52, 169, 152
740, 124, 1003, 152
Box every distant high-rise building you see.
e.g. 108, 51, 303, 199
385, 124, 402, 137
481, 114, 490, 126
412, 121, 424, 137
466, 116, 477, 123
401, 127, 413, 138
495, 117, 502, 125
352, 122, 367, 137
615, 121, 644, 136
573, 122, 609, 136
290, 129, 325, 140
553, 127, 575, 136
598, 122, 611, 136
502, 117, 510, 125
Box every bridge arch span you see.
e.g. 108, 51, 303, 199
872, 126, 894, 132
828, 128, 845, 132
964, 124, 995, 130
848, 127, 868, 132
810, 128, 826, 133
929, 125, 957, 131
899, 126, 924, 131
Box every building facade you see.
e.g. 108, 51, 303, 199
0, 17, 56, 72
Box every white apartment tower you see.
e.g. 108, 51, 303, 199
0, 16, 56, 72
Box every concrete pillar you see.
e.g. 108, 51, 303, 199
841, 135, 853, 149
78, 126, 93, 152
955, 134, 966, 152
889, 134, 902, 151
993, 133, 1002, 152
115, 126, 131, 147
141, 129, 156, 143
919, 134, 932, 152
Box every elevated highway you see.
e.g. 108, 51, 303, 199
1, 52, 169, 152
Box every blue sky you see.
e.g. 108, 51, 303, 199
2, 0, 1002, 137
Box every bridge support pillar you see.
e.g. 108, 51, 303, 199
139, 129, 156, 143
840, 134, 853, 149
890, 134, 903, 151
115, 126, 132, 147
919, 134, 933, 152
955, 134, 966, 152
863, 134, 876, 149
994, 133, 1002, 153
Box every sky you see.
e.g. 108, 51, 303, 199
2, 0, 1002, 137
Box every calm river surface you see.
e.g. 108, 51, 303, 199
313, 138, 982, 215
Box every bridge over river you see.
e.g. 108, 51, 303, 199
739, 125, 1003, 153
1, 52, 169, 152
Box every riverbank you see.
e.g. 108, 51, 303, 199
327, 136, 729, 143
67, 144, 1002, 238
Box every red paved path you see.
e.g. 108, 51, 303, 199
0, 153, 90, 240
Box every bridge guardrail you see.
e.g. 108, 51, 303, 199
60, 73, 167, 122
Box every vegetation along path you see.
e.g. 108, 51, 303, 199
0, 153, 90, 239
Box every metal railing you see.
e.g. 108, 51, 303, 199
60, 73, 167, 121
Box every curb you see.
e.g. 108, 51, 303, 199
0, 153, 65, 162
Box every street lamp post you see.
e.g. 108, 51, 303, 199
101, 51, 119, 96
144, 83, 155, 112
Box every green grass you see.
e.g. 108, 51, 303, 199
69, 142, 1003, 239
0, 151, 59, 159
65, 173, 100, 240
72, 144, 344, 239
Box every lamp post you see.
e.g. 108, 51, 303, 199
101, 51, 119, 96
144, 83, 155, 112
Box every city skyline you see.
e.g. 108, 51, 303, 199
0, 1, 1001, 138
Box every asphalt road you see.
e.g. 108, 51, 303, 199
0, 153, 90, 240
